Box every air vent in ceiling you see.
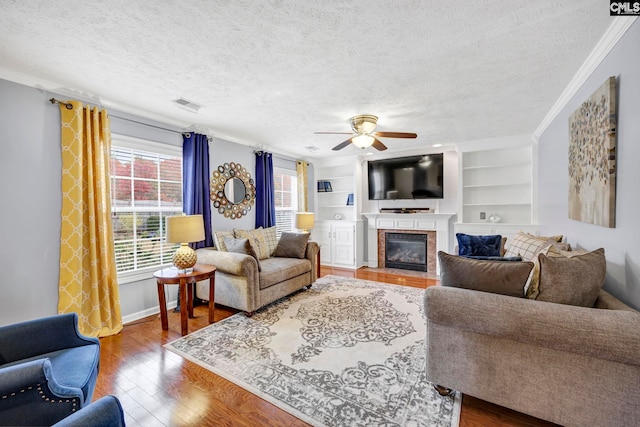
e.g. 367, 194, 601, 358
173, 98, 203, 113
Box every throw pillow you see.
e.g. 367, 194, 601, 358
223, 237, 262, 271
525, 232, 564, 243
274, 232, 310, 259
456, 233, 502, 257
536, 248, 606, 307
213, 230, 234, 252
463, 255, 522, 261
262, 226, 278, 256
438, 251, 533, 298
234, 228, 270, 260
504, 232, 555, 261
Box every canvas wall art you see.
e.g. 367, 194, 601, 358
568, 76, 617, 228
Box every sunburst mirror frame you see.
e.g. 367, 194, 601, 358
210, 162, 256, 219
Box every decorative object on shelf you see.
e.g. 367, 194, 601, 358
346, 193, 354, 206
314, 114, 417, 151
317, 180, 332, 192
166, 214, 205, 272
210, 162, 256, 219
333, 213, 343, 220
488, 213, 501, 223
295, 212, 315, 233
568, 76, 617, 228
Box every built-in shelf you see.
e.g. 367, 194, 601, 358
459, 145, 533, 225
463, 202, 531, 207
463, 182, 531, 189
462, 161, 530, 170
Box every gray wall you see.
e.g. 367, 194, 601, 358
0, 79, 62, 325
537, 21, 640, 309
0, 78, 310, 326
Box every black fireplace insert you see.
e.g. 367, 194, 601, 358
385, 233, 427, 272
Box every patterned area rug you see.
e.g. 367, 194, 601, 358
165, 275, 461, 427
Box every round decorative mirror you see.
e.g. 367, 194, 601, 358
210, 162, 256, 219
225, 177, 246, 204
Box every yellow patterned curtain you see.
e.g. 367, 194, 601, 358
296, 160, 308, 212
58, 100, 122, 337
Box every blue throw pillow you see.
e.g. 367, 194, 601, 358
456, 233, 502, 257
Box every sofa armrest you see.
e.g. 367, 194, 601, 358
305, 241, 319, 281
424, 286, 640, 366
0, 313, 99, 364
196, 248, 259, 277
0, 359, 84, 425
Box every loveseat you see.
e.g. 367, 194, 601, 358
425, 232, 640, 426
195, 228, 319, 315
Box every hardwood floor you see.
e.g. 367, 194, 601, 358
95, 267, 557, 426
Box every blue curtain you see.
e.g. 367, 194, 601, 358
182, 133, 214, 249
255, 151, 276, 228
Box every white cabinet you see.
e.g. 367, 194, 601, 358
312, 220, 363, 268
459, 146, 533, 225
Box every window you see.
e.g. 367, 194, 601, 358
110, 136, 182, 276
273, 167, 298, 237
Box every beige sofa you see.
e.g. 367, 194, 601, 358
424, 286, 640, 426
195, 242, 319, 314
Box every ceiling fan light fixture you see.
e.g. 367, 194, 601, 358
352, 134, 375, 148
351, 114, 378, 134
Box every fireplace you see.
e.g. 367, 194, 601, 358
385, 232, 428, 271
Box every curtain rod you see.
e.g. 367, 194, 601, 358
49, 97, 212, 140
253, 150, 299, 163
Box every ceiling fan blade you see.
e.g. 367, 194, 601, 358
373, 132, 417, 138
332, 138, 353, 151
314, 131, 353, 135
372, 138, 387, 151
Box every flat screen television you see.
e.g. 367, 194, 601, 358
367, 153, 444, 200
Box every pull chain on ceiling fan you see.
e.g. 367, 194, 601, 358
314, 114, 417, 151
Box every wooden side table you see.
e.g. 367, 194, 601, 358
154, 264, 216, 336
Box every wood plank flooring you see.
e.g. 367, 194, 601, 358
94, 267, 557, 426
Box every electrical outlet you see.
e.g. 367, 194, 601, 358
480, 212, 486, 220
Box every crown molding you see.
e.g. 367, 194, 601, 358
533, 17, 637, 142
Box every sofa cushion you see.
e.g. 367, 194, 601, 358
456, 233, 502, 257
234, 228, 270, 260
536, 248, 606, 307
224, 237, 262, 271
438, 251, 533, 297
213, 230, 234, 252
258, 257, 312, 290
274, 232, 310, 259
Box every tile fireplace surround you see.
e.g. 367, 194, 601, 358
363, 213, 455, 275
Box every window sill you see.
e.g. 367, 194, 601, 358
117, 265, 172, 285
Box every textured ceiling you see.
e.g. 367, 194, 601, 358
0, 0, 613, 159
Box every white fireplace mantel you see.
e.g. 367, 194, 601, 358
362, 212, 456, 274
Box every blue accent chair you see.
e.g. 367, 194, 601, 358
0, 313, 100, 426
52, 395, 126, 427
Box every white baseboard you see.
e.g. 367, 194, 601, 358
122, 300, 177, 325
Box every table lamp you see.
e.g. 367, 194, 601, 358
166, 214, 205, 272
295, 212, 315, 233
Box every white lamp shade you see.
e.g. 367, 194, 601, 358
166, 214, 205, 243
352, 134, 375, 148
295, 212, 315, 232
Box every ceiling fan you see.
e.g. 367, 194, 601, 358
314, 114, 417, 151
